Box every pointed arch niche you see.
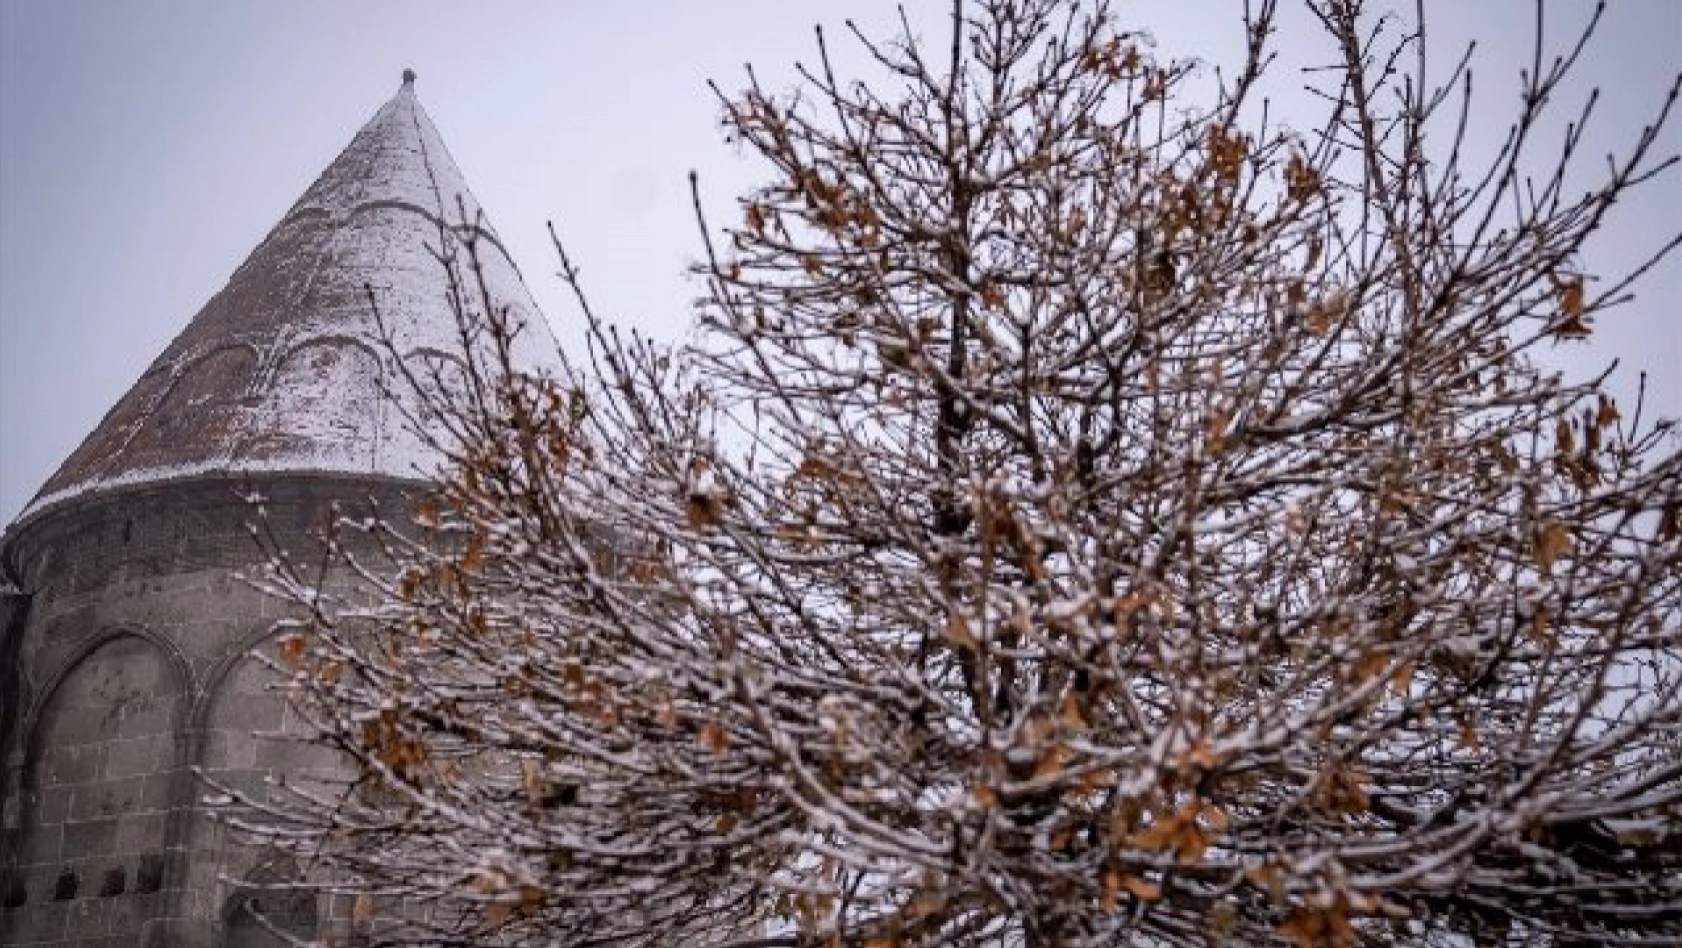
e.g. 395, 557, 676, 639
193, 642, 337, 948
2, 629, 190, 943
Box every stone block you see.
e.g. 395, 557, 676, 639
34, 786, 72, 825
118, 697, 176, 739
62, 818, 119, 859
24, 865, 59, 900
1, 900, 67, 944
215, 694, 287, 733
115, 813, 167, 854
140, 916, 186, 948
20, 824, 62, 864
70, 776, 146, 820
102, 735, 166, 780
47, 706, 116, 747
201, 731, 256, 771
183, 859, 222, 897
102, 892, 145, 934
139, 771, 183, 812
40, 743, 101, 787
66, 894, 110, 939
253, 736, 341, 774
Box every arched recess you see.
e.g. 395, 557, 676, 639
191, 627, 337, 946
19, 625, 195, 796
398, 345, 471, 420
6, 627, 192, 934
348, 197, 518, 265
127, 345, 262, 469
234, 335, 383, 470
219, 851, 318, 948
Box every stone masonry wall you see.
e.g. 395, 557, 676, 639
1, 474, 422, 948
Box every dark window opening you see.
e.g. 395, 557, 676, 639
51, 870, 78, 901
0, 873, 25, 908
136, 854, 165, 894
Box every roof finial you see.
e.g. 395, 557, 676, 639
402, 68, 416, 86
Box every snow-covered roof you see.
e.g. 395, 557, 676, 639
15, 72, 561, 525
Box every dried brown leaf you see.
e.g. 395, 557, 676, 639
277, 633, 308, 666
353, 891, 374, 926
699, 720, 729, 757
1534, 520, 1572, 575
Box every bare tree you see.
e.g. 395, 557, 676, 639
220, 1, 1682, 946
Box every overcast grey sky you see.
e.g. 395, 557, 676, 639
2, 1, 1677, 525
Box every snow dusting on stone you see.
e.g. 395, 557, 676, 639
16, 78, 561, 526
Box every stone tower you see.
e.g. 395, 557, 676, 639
0, 73, 559, 948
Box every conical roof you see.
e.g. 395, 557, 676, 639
19, 72, 560, 521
